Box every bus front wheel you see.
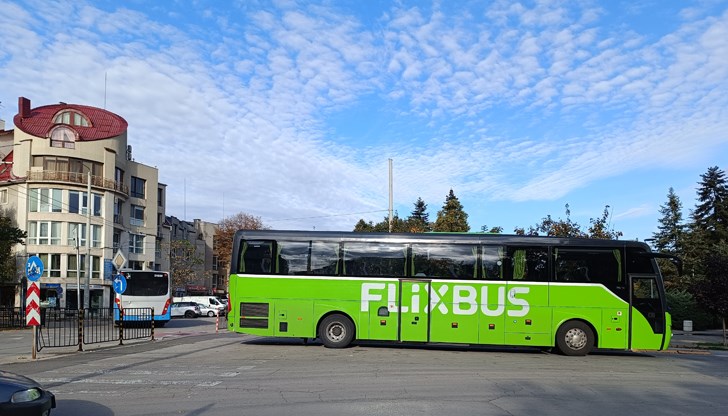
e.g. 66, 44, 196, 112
556, 321, 594, 356
319, 314, 355, 348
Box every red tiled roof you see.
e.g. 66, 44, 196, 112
13, 98, 128, 141
0, 151, 14, 181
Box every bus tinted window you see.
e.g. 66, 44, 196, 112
554, 249, 622, 286
481, 246, 505, 280
343, 242, 407, 277
411, 244, 477, 279
122, 271, 169, 296
310, 241, 340, 275
241, 240, 273, 274
277, 241, 309, 274
506, 246, 549, 281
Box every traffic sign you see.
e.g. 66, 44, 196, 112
26, 256, 44, 282
113, 274, 127, 295
25, 282, 41, 326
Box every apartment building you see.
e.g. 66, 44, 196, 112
0, 97, 167, 309
166, 216, 223, 297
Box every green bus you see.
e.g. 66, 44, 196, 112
227, 230, 679, 355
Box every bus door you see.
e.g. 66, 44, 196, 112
629, 274, 667, 350
399, 279, 430, 342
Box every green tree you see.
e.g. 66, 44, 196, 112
432, 189, 470, 232
168, 240, 204, 289
587, 205, 623, 239
0, 210, 26, 284
653, 188, 685, 254
481, 225, 503, 233
527, 204, 586, 238
690, 242, 728, 345
692, 166, 728, 244
407, 197, 431, 232
353, 215, 408, 232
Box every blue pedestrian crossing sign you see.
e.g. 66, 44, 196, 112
26, 256, 44, 282
113, 274, 127, 295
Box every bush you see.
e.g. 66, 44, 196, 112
666, 288, 717, 330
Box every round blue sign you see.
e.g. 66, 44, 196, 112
113, 274, 127, 295
26, 255, 44, 282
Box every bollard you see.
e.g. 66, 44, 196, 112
216, 314, 219, 333
77, 309, 84, 351
683, 320, 693, 332
119, 308, 124, 345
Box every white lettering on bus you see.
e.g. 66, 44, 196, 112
360, 283, 530, 317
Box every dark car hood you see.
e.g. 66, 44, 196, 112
0, 370, 42, 398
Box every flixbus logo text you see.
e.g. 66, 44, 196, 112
360, 282, 530, 317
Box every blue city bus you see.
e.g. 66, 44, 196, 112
113, 270, 172, 326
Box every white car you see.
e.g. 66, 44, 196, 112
170, 302, 201, 318
197, 304, 220, 317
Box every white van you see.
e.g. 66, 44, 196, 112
174, 296, 226, 315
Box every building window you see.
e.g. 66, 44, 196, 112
91, 225, 101, 248
158, 187, 164, 207
54, 111, 90, 127
113, 230, 121, 250
68, 223, 85, 247
49, 126, 76, 149
130, 234, 144, 254
131, 176, 145, 198
0, 189, 7, 204
128, 260, 144, 270
68, 191, 102, 216
36, 254, 62, 278
67, 254, 85, 279
130, 205, 144, 226
29, 188, 62, 212
28, 221, 61, 245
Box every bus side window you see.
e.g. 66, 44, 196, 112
481, 246, 504, 280
505, 246, 549, 281
242, 241, 273, 275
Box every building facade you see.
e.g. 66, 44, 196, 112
0, 97, 167, 309
166, 216, 223, 297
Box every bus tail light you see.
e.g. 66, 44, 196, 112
227, 294, 232, 314
162, 298, 171, 315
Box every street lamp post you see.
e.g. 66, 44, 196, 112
83, 171, 92, 310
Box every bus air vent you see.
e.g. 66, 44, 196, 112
240, 302, 269, 317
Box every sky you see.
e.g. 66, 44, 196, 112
1, 0, 727, 241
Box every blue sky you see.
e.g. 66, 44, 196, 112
1, 0, 727, 240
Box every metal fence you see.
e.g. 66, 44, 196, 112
0, 307, 25, 329
1, 307, 155, 352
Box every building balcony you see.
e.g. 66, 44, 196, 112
27, 170, 129, 195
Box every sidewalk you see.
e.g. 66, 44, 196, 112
670, 329, 727, 350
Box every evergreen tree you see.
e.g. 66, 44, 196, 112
0, 210, 26, 284
407, 197, 431, 232
692, 166, 728, 243
653, 188, 685, 254
432, 190, 470, 232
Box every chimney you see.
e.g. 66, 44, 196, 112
18, 97, 31, 118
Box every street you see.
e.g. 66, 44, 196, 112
2, 318, 727, 416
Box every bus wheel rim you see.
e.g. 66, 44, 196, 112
326, 322, 346, 342
564, 327, 587, 350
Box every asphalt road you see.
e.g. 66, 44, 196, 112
1, 319, 727, 416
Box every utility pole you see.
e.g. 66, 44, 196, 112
84, 171, 92, 309
388, 158, 393, 233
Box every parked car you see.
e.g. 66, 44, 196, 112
197, 304, 220, 317
170, 302, 201, 318
0, 370, 56, 416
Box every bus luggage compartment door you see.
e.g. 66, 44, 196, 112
399, 280, 429, 343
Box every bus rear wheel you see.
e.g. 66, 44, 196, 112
556, 321, 594, 356
319, 314, 355, 348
